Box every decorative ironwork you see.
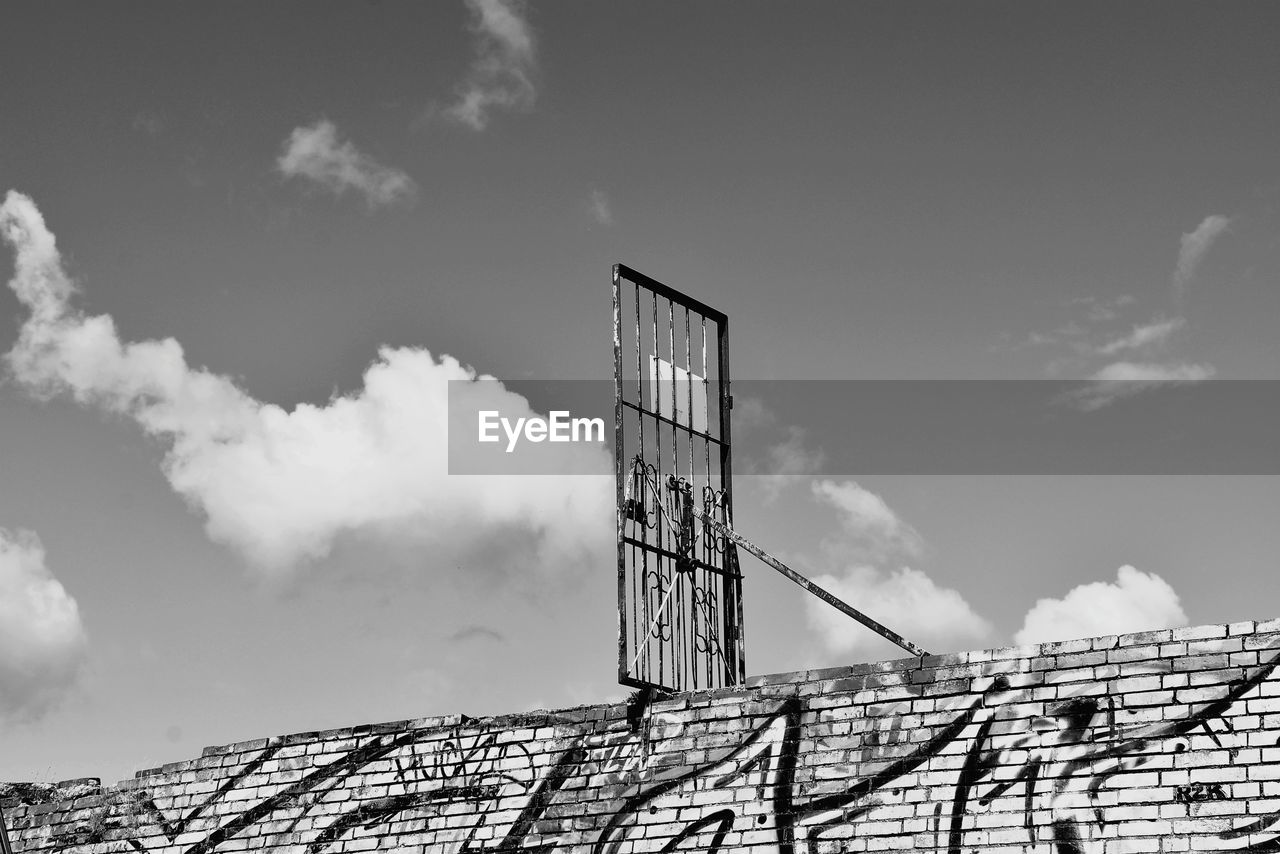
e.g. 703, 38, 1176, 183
614, 264, 745, 693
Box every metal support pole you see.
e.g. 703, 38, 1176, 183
691, 506, 930, 658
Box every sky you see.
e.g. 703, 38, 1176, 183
1, 1, 1279, 786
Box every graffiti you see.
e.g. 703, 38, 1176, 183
791, 654, 1280, 854
581, 712, 684, 786
594, 700, 801, 854
395, 725, 537, 800
1175, 782, 1229, 803
13, 643, 1280, 854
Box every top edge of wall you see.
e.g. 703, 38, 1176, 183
11, 616, 1280, 801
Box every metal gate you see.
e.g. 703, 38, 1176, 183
613, 264, 745, 693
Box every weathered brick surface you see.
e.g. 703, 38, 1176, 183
6, 621, 1280, 853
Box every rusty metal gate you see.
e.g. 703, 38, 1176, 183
613, 264, 745, 693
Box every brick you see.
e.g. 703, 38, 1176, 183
18, 620, 1280, 854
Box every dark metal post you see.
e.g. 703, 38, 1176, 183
613, 265, 627, 684
717, 315, 746, 684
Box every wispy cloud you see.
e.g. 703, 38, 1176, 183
812, 479, 922, 561
1, 190, 609, 576
1174, 214, 1231, 301
1088, 361, 1216, 383
1018, 214, 1232, 402
446, 0, 536, 130
0, 528, 88, 724
1071, 216, 1230, 400
588, 188, 613, 226
734, 397, 827, 501
277, 120, 416, 209
1072, 294, 1136, 324
1014, 565, 1187, 645
1065, 360, 1216, 411
803, 480, 992, 658
756, 427, 825, 497
1093, 316, 1185, 356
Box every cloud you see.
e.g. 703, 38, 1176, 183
588, 189, 613, 226
1173, 214, 1231, 299
1064, 360, 1216, 411
446, 0, 537, 130
277, 120, 416, 209
0, 529, 88, 725
1017, 211, 1232, 383
743, 426, 826, 503
803, 480, 991, 658
1094, 316, 1185, 356
1014, 565, 1187, 645
759, 428, 826, 498
1072, 294, 1136, 324
732, 398, 827, 500
812, 479, 922, 560
806, 566, 993, 658
2, 190, 610, 576
1088, 361, 1216, 383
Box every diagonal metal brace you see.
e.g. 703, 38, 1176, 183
691, 505, 930, 658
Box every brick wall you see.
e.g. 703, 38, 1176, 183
6, 619, 1280, 853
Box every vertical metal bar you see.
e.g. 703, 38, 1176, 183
651, 289, 663, 687
706, 312, 716, 686
613, 265, 627, 685
717, 314, 744, 685
685, 305, 694, 485
632, 278, 644, 683
666, 296, 678, 687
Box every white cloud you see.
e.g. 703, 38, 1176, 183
1065, 360, 1216, 410
1072, 294, 1136, 323
766, 428, 825, 476
812, 479, 922, 560
1094, 316, 1185, 356
1089, 361, 1216, 383
1014, 565, 1187, 645
277, 120, 416, 209
732, 398, 826, 500
588, 189, 613, 226
806, 566, 993, 658
2, 190, 610, 576
446, 0, 537, 130
803, 480, 991, 658
744, 427, 826, 503
1019, 212, 1232, 382
1173, 214, 1231, 299
0, 529, 88, 725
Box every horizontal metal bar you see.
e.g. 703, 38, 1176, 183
616, 263, 728, 325
622, 536, 742, 578
618, 673, 675, 694
691, 507, 930, 658
620, 399, 727, 446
